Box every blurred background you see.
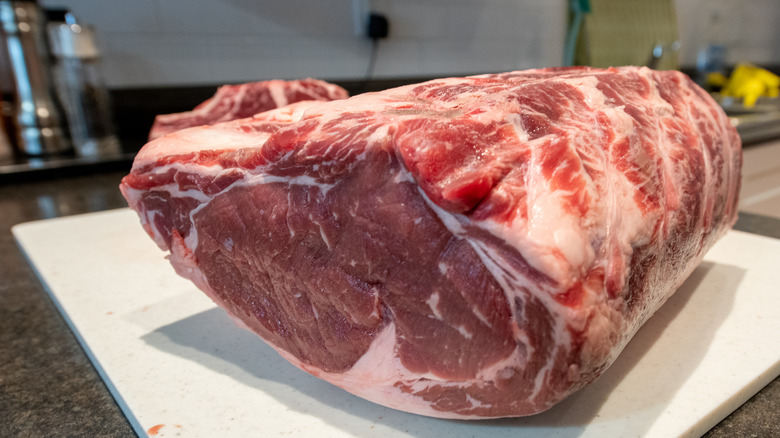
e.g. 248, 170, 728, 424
1, 0, 779, 181
1, 0, 774, 89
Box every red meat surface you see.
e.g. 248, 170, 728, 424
122, 67, 741, 418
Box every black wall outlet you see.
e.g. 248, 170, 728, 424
366, 13, 389, 39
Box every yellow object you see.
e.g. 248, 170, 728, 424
720, 64, 780, 108
706, 72, 729, 88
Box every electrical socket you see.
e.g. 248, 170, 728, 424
353, 0, 389, 39
366, 12, 389, 40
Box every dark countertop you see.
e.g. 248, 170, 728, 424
1, 169, 779, 437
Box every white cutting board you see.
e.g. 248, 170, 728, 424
12, 208, 780, 438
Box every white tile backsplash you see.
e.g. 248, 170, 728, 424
41, 0, 161, 33
154, 0, 356, 37
204, 35, 298, 84
99, 33, 226, 87
381, 1, 449, 39
674, 0, 780, 67
417, 37, 522, 76
289, 36, 371, 79
37, 0, 780, 88
357, 38, 421, 78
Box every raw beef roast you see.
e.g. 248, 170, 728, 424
147, 78, 348, 140
121, 67, 742, 419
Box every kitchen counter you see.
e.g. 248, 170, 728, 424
1, 170, 779, 437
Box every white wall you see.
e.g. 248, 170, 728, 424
37, 0, 780, 89
675, 0, 780, 68
37, 0, 566, 88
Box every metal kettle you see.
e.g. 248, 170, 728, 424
1, 0, 71, 156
